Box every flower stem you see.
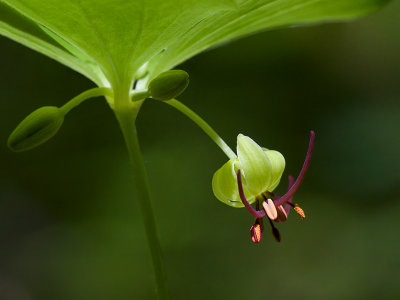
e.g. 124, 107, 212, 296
59, 87, 113, 114
116, 102, 169, 300
165, 99, 236, 159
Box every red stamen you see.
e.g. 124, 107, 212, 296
255, 200, 264, 232
294, 204, 306, 219
262, 199, 278, 220
266, 175, 294, 220
271, 227, 281, 242
275, 205, 288, 222
250, 223, 262, 243
267, 217, 281, 242
284, 175, 295, 215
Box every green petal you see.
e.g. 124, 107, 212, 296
212, 158, 254, 208
237, 134, 272, 195
264, 150, 286, 192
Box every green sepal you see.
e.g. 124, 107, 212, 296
237, 134, 272, 195
212, 158, 255, 208
7, 106, 64, 152
263, 150, 285, 192
148, 70, 189, 101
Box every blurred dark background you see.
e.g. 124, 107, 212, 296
1, 2, 399, 299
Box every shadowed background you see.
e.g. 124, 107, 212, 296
1, 2, 399, 299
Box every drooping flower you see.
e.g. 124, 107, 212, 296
212, 131, 315, 243
212, 134, 286, 207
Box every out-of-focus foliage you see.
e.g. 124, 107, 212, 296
0, 1, 399, 300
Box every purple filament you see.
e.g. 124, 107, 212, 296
273, 130, 314, 207
237, 169, 266, 218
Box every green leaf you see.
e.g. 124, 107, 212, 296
0, 2, 103, 83
0, 0, 389, 86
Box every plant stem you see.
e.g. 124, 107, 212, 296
59, 87, 113, 114
131, 90, 150, 102
116, 104, 170, 300
165, 99, 236, 159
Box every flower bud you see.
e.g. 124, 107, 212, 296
148, 70, 189, 100
7, 106, 64, 152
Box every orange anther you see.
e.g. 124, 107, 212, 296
250, 224, 262, 243
294, 204, 305, 219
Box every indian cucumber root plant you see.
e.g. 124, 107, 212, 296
0, 0, 389, 299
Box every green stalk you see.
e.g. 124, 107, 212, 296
59, 87, 113, 114
115, 88, 169, 299
165, 99, 236, 159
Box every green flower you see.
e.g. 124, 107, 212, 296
212, 134, 285, 208
212, 131, 315, 243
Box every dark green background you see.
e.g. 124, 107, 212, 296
1, 2, 399, 299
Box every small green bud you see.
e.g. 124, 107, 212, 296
7, 106, 64, 152
148, 70, 189, 100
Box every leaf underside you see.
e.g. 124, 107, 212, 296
0, 0, 389, 86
